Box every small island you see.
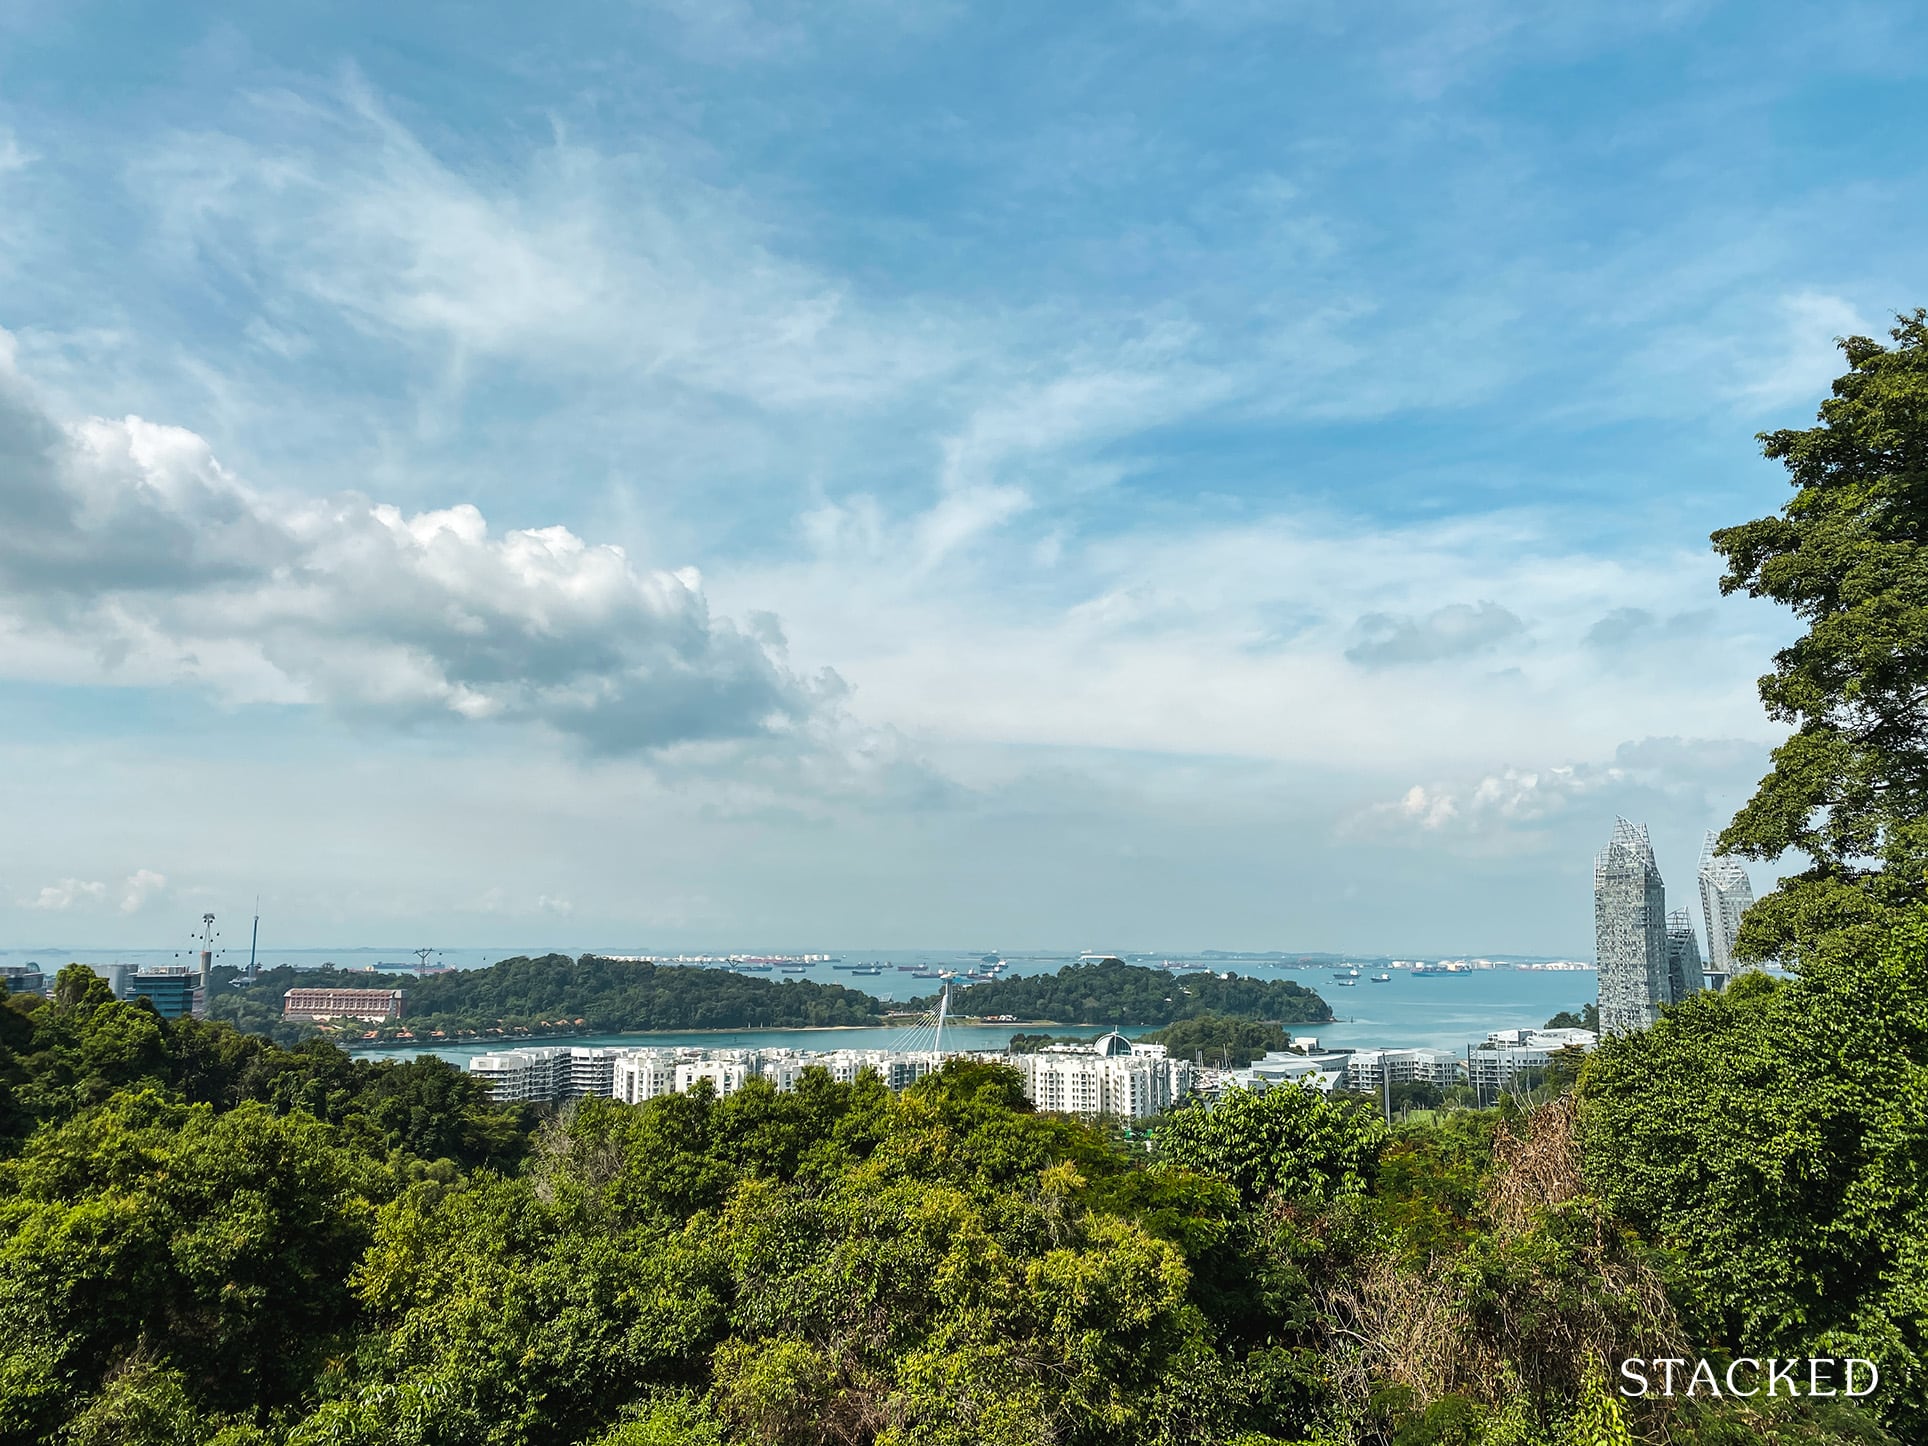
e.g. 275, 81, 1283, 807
932, 956, 1333, 1029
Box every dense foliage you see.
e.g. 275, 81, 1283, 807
1141, 1014, 1296, 1067
938, 958, 1332, 1027
1543, 1004, 1598, 1032
1577, 918, 1928, 1438
1711, 311, 1928, 964
0, 961, 1904, 1445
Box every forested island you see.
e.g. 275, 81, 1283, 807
1007, 1012, 1298, 1068
206, 955, 1333, 1046
931, 956, 1332, 1027
214, 956, 890, 1045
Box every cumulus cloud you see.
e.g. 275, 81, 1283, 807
1344, 600, 1525, 667
1363, 763, 1618, 837
24, 878, 108, 910
1356, 736, 1768, 845
119, 869, 168, 913
0, 342, 828, 753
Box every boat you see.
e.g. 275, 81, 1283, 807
910, 969, 944, 979
1331, 967, 1360, 980
896, 965, 922, 972
1370, 972, 1392, 983
1335, 978, 1358, 987
778, 964, 812, 973
849, 965, 885, 976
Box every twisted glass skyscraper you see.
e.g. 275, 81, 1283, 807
1697, 832, 1756, 990
1595, 818, 1669, 1035
1665, 907, 1706, 1002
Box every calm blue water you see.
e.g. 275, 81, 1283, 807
335, 960, 1599, 1064
9, 943, 1597, 1061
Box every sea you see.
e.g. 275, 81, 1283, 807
6, 944, 1599, 1065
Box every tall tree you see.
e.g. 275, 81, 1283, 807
1712, 309, 1928, 963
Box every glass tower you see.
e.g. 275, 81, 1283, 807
1595, 818, 1669, 1035
1697, 832, 1756, 990
1664, 908, 1706, 1002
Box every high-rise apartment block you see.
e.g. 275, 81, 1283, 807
1594, 818, 1671, 1035
1697, 833, 1756, 990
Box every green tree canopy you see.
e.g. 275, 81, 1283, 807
1712, 310, 1928, 963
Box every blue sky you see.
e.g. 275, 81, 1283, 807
1, 0, 1923, 952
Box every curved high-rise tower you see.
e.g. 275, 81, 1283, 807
1697, 832, 1755, 990
1665, 907, 1705, 1001
1595, 818, 1668, 1035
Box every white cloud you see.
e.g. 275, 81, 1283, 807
1354, 736, 1769, 847
119, 868, 167, 913
1345, 600, 1526, 667
716, 496, 1787, 778
1726, 291, 1875, 410
0, 341, 830, 754
24, 877, 107, 910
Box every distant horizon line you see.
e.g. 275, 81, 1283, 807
2, 944, 1597, 963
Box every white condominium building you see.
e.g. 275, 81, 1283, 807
469, 1048, 567, 1103
1467, 1027, 1597, 1101
1004, 1050, 1193, 1119
1341, 1048, 1467, 1093
471, 1037, 1192, 1117
469, 1046, 632, 1104
612, 1051, 679, 1104
482, 1044, 954, 1106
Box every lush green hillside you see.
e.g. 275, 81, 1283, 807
211, 956, 890, 1043
1139, 1013, 1295, 1067
0, 961, 1902, 1445
934, 956, 1332, 1026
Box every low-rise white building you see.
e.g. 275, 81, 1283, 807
1341, 1048, 1467, 1093
483, 1043, 955, 1105
1235, 1049, 1350, 1093
1467, 1027, 1597, 1101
